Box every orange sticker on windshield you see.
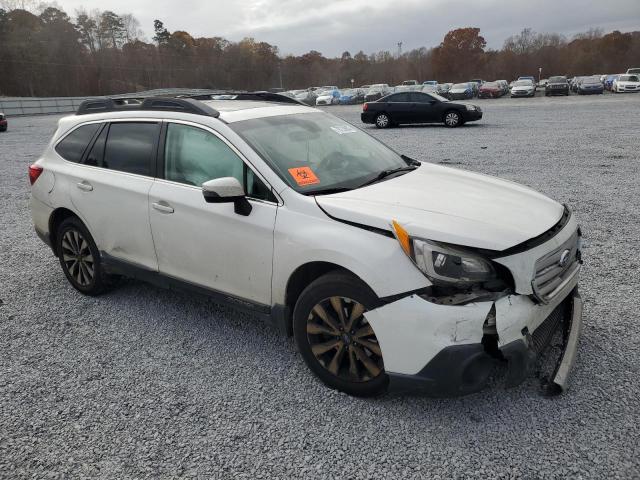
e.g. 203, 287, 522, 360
288, 167, 320, 186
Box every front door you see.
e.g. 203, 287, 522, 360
148, 122, 278, 306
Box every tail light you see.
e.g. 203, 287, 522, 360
363, 103, 368, 111
29, 164, 43, 185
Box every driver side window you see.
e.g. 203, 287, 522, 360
411, 93, 434, 103
164, 123, 275, 201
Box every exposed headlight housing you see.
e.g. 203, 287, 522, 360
465, 104, 477, 111
392, 220, 496, 286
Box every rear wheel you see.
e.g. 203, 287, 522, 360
375, 113, 391, 129
293, 272, 388, 397
444, 110, 462, 127
56, 217, 116, 295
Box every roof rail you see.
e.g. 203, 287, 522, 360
76, 96, 220, 118
187, 91, 305, 105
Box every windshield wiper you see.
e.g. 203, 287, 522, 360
303, 187, 354, 196
357, 165, 418, 188
401, 154, 421, 166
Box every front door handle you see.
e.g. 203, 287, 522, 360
76, 181, 93, 192
152, 201, 174, 214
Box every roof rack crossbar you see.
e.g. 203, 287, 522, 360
187, 91, 305, 106
76, 96, 220, 118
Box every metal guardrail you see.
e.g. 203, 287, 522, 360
0, 89, 221, 116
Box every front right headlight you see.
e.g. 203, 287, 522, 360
392, 221, 496, 286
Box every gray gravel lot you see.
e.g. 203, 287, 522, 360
1, 93, 640, 479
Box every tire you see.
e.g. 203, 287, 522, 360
374, 113, 391, 129
443, 110, 462, 128
293, 271, 389, 397
56, 216, 116, 295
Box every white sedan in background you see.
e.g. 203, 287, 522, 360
316, 90, 340, 105
612, 74, 640, 93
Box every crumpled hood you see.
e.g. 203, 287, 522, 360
315, 163, 563, 251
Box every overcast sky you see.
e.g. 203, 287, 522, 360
55, 0, 640, 57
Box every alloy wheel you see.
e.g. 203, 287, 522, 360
445, 112, 460, 127
376, 114, 389, 128
61, 229, 95, 287
306, 296, 383, 382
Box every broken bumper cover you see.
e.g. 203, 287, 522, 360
501, 289, 582, 393
366, 286, 583, 397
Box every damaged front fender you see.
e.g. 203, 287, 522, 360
364, 294, 493, 376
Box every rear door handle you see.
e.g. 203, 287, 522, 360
152, 201, 174, 214
76, 181, 93, 192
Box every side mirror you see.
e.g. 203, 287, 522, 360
202, 177, 252, 216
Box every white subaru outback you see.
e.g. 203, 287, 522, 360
29, 94, 583, 397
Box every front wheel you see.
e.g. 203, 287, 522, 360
375, 113, 391, 129
293, 272, 388, 397
444, 110, 462, 127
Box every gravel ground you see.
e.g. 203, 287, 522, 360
1, 93, 639, 479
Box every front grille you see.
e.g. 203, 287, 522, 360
531, 299, 567, 354
532, 228, 581, 303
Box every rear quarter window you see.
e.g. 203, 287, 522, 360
55, 123, 102, 163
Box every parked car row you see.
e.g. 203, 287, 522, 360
279, 81, 459, 107
567, 71, 640, 94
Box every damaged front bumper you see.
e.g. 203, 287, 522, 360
365, 281, 582, 397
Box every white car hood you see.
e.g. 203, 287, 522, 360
449, 88, 467, 93
512, 86, 533, 91
315, 163, 563, 251
617, 81, 640, 86
317, 95, 333, 101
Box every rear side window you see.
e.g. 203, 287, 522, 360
84, 125, 107, 167
55, 123, 101, 163
388, 93, 410, 102
103, 122, 160, 176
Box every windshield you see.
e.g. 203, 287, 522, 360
451, 83, 468, 89
584, 76, 601, 83
514, 80, 533, 86
619, 75, 638, 82
341, 89, 355, 95
549, 76, 566, 82
231, 112, 409, 193
482, 82, 498, 88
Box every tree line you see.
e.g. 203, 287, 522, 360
0, 3, 639, 97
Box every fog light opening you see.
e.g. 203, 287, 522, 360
481, 304, 504, 360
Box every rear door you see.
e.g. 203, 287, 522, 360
65, 121, 160, 270
148, 121, 278, 306
386, 93, 414, 123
